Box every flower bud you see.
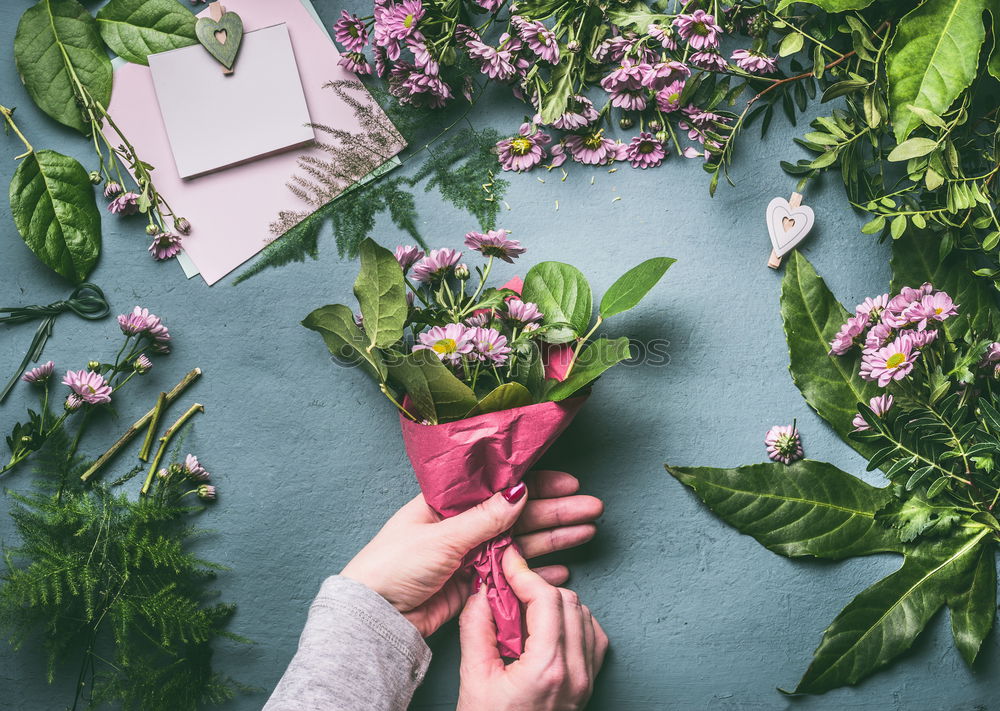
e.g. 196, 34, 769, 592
65, 395, 83, 411
146, 224, 160, 236
619, 116, 634, 130
134, 354, 153, 374
156, 467, 169, 479
174, 217, 192, 235
197, 484, 217, 500
89, 170, 102, 185
87, 360, 101, 371
655, 130, 669, 143
454, 264, 470, 280
648, 120, 663, 132
566, 40, 581, 53
103, 181, 122, 198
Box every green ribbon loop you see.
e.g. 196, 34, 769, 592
1, 283, 111, 403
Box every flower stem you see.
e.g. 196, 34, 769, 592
138, 392, 168, 461
140, 403, 204, 496
0, 105, 34, 159
562, 316, 603, 380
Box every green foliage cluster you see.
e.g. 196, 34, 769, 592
668, 237, 1000, 694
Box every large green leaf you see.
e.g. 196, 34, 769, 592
522, 261, 593, 337
793, 528, 990, 694
14, 0, 113, 134
782, 252, 880, 458
889, 232, 998, 341
989, 8, 1000, 81
466, 382, 534, 418
775, 0, 875, 10
96, 0, 198, 66
599, 257, 675, 319
386, 350, 477, 423
9, 149, 101, 283
607, 2, 671, 32
544, 337, 631, 402
947, 540, 996, 666
353, 238, 407, 351
886, 0, 988, 143
301, 304, 386, 382
539, 53, 575, 125
666, 460, 903, 559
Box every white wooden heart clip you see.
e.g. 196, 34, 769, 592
766, 192, 814, 269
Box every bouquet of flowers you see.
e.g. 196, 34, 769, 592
304, 231, 672, 655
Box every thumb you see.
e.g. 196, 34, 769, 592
439, 482, 528, 552
459, 587, 503, 674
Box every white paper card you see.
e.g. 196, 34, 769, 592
149, 23, 314, 179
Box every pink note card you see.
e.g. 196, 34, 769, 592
105, 0, 405, 285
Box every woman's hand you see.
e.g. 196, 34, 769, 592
340, 470, 603, 637
457, 547, 608, 711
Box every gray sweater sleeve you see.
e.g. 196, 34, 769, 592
263, 576, 432, 711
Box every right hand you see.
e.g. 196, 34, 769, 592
456, 547, 608, 711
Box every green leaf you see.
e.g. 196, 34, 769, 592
466, 382, 534, 418
353, 238, 407, 351
666, 460, 903, 559
781, 252, 880, 458
905, 104, 948, 129
540, 53, 575, 125
794, 528, 990, 694
9, 149, 101, 283
890, 231, 998, 341
544, 337, 631, 402
522, 261, 593, 337
948, 540, 996, 666
989, 8, 1000, 81
607, 2, 670, 33
875, 493, 961, 542
776, 0, 875, 10
778, 32, 804, 57
886, 0, 988, 143
14, 0, 113, 134
599, 257, 674, 319
387, 350, 477, 424
301, 304, 386, 382
96, 0, 198, 66
860, 215, 886, 234
886, 137, 938, 162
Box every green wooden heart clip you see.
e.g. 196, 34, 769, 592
196, 2, 243, 73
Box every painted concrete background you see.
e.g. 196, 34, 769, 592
0, 2, 996, 709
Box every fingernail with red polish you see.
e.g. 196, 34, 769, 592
501, 481, 527, 503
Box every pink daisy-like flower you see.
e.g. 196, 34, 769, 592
689, 50, 727, 72
641, 61, 690, 91
63, 369, 112, 405
765, 424, 803, 465
134, 354, 153, 374
907, 328, 939, 348
609, 87, 648, 111
388, 62, 452, 108
863, 322, 893, 354
496, 123, 550, 172
673, 10, 722, 50
472, 0, 504, 9
108, 192, 140, 215
648, 23, 677, 49
625, 133, 666, 169
470, 327, 512, 365
408, 38, 439, 76
547, 95, 599, 130
118, 310, 149, 335
103, 181, 122, 198
339, 52, 372, 75
904, 292, 958, 330
183, 453, 210, 480
377, 0, 424, 42
197, 484, 217, 500
65, 394, 84, 411
593, 36, 633, 63
856, 293, 889, 321
829, 313, 869, 355
411, 248, 462, 282
852, 394, 894, 431
860, 334, 920, 386
464, 229, 525, 262
131, 306, 171, 353
600, 59, 648, 92
413, 323, 475, 363
981, 342, 1000, 364
465, 312, 492, 328
565, 130, 619, 165
506, 298, 543, 324
148, 232, 182, 261
467, 38, 518, 81
731, 48, 777, 74
882, 283, 934, 327
333, 11, 368, 52
394, 245, 425, 272
22, 361, 54, 384
515, 18, 560, 64
656, 80, 686, 113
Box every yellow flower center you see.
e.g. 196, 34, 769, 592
432, 338, 457, 354
639, 142, 655, 154
584, 132, 604, 148
886, 352, 906, 369
404, 13, 415, 28
935, 307, 942, 314
510, 137, 532, 155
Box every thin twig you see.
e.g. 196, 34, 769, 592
140, 403, 204, 496
138, 392, 168, 462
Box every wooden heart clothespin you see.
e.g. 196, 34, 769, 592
766, 192, 814, 269
196, 2, 244, 75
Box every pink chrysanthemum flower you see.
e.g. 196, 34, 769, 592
856, 293, 889, 321
496, 123, 550, 172
881, 283, 933, 327
565, 130, 620, 165
394, 245, 425, 272
689, 50, 727, 72
465, 312, 492, 328
470, 327, 512, 365
600, 59, 648, 92
829, 313, 869, 355
472, 0, 505, 9
378, 0, 424, 42
65, 394, 84, 411
183, 453, 210, 480
467, 38, 518, 80
103, 181, 122, 198
413, 323, 475, 363
22, 361, 55, 384
904, 292, 958, 330
134, 354, 153, 374
641, 61, 690, 91
63, 369, 112, 405
148, 232, 182, 260
625, 133, 666, 169
593, 36, 633, 63
981, 342, 1000, 364
673, 10, 722, 50
648, 24, 678, 49
408, 38, 439, 76
852, 394, 894, 431
731, 48, 777, 74
656, 80, 686, 113
118, 310, 150, 336
388, 63, 452, 108
108, 192, 140, 215
863, 322, 893, 354
333, 10, 368, 52
197, 484, 217, 500
609, 87, 648, 111
860, 334, 920, 386
130, 306, 171, 353
547, 95, 599, 130
515, 18, 559, 63
464, 229, 525, 262
339, 52, 372, 75
907, 328, 939, 348
506, 298, 543, 324
765, 424, 803, 465
412, 248, 462, 282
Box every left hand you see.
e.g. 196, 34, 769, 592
341, 470, 604, 637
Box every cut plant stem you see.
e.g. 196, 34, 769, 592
140, 403, 205, 496
80, 368, 202, 482
139, 392, 168, 461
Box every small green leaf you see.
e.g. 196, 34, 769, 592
466, 382, 534, 418
9, 149, 101, 283
887, 137, 938, 162
301, 304, 386, 382
539, 53, 575, 124
522, 261, 593, 338
544, 337, 631, 401
905, 104, 947, 129
387, 350, 477, 423
599, 257, 674, 319
860, 215, 886, 234
354, 238, 407, 350
776, 0, 876, 10
778, 32, 804, 57
890, 215, 908, 240
948, 540, 997, 667
96, 0, 197, 66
